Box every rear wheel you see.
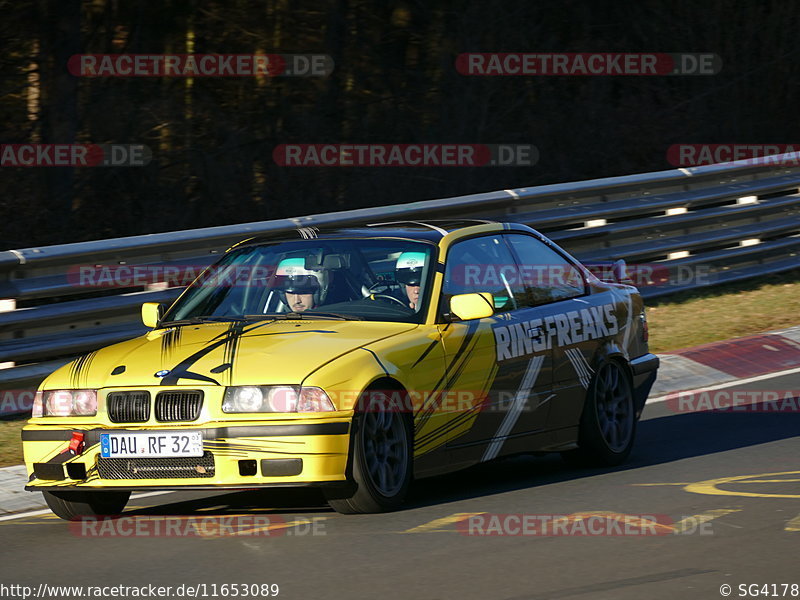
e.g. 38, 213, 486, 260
325, 390, 412, 514
43, 490, 130, 521
562, 361, 636, 467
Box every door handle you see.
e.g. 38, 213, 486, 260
527, 326, 542, 338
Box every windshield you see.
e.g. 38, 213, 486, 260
161, 238, 436, 324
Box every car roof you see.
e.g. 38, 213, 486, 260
232, 220, 539, 251
336, 220, 500, 241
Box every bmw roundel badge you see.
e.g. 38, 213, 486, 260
154, 370, 170, 378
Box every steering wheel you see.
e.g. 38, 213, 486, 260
367, 281, 401, 295
371, 293, 408, 307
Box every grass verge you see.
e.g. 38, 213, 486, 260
646, 268, 800, 353
0, 416, 26, 468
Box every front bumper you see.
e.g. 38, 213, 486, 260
23, 419, 351, 491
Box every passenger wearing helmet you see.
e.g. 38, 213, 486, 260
273, 257, 329, 312
395, 251, 426, 310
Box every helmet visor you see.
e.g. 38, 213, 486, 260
396, 268, 422, 286
273, 257, 322, 293
277, 274, 320, 294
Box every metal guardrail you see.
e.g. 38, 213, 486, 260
1, 154, 799, 400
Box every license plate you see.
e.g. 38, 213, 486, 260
100, 432, 204, 458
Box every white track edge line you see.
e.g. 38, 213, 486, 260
0, 490, 173, 522
646, 365, 800, 405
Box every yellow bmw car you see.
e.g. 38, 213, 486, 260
22, 221, 658, 518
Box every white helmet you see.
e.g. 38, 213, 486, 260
395, 251, 427, 286
273, 257, 329, 306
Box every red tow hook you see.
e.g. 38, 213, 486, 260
68, 431, 85, 455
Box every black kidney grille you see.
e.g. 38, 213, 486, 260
155, 391, 203, 422
97, 452, 215, 479
107, 391, 151, 423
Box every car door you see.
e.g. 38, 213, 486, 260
437, 234, 554, 468
503, 233, 599, 435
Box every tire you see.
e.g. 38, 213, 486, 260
43, 490, 130, 521
562, 361, 636, 467
325, 389, 413, 514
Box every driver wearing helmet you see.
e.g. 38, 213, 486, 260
394, 251, 426, 310
273, 257, 329, 312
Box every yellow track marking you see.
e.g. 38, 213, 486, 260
569, 511, 674, 533
785, 514, 800, 532
232, 517, 327, 538
683, 471, 800, 499
636, 471, 800, 499
672, 509, 741, 533
403, 512, 485, 533
635, 479, 800, 487
633, 483, 690, 486
736, 479, 800, 484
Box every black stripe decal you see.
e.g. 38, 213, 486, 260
361, 347, 388, 375
22, 422, 350, 443
415, 320, 481, 432
414, 402, 485, 449
160, 327, 183, 361
69, 351, 98, 388
26, 482, 337, 492
411, 339, 441, 368
159, 320, 275, 386
222, 321, 246, 374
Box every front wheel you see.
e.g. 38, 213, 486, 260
325, 391, 412, 514
43, 490, 130, 521
562, 361, 636, 467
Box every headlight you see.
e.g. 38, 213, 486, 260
265, 387, 299, 412
297, 387, 335, 412
41, 390, 97, 417
224, 386, 265, 412
223, 386, 334, 413
73, 390, 98, 415
31, 391, 43, 418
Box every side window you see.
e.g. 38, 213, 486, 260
504, 234, 585, 306
442, 235, 528, 315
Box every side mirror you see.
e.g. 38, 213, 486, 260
141, 302, 164, 328
449, 293, 494, 321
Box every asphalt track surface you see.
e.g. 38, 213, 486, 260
1, 372, 798, 600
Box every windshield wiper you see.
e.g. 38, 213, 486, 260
162, 312, 361, 326
245, 312, 360, 321
159, 315, 251, 327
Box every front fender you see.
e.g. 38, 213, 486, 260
301, 347, 405, 412
301, 326, 446, 413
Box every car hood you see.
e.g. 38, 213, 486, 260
45, 320, 417, 389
